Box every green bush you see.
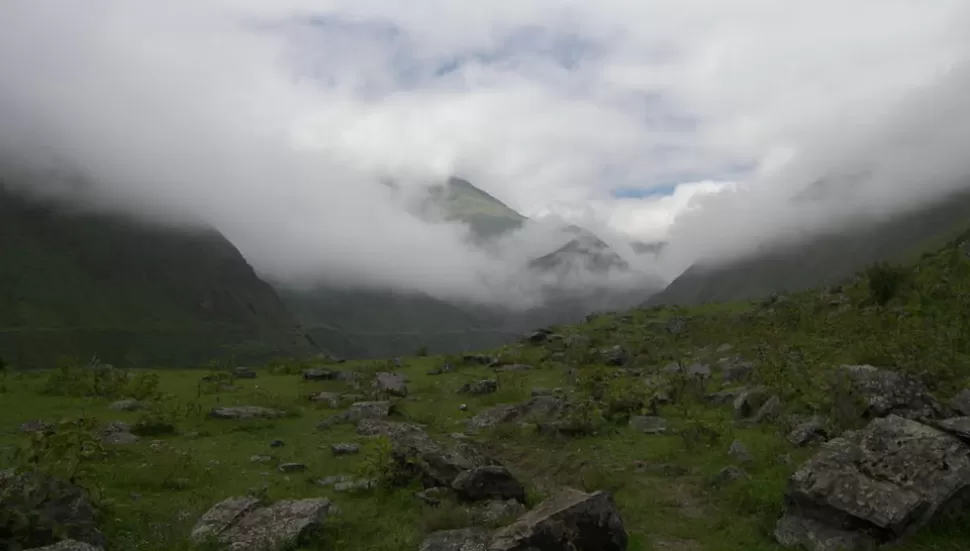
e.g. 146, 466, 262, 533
41, 357, 158, 401
865, 262, 909, 305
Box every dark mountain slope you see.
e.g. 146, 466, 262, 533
648, 187, 970, 306
0, 185, 318, 367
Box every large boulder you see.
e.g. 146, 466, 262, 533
0, 471, 105, 550
490, 488, 628, 551
774, 415, 970, 550
836, 365, 943, 421
356, 421, 521, 498
189, 497, 331, 551
374, 372, 408, 397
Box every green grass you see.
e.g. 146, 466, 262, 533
6, 229, 970, 550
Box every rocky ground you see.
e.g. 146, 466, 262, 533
5, 241, 970, 550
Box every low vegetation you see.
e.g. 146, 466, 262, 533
6, 232, 970, 551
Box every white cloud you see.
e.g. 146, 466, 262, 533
0, 0, 969, 303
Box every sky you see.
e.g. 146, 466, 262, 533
1, 0, 969, 303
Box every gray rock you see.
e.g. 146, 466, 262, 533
530, 388, 553, 397
706, 388, 743, 405
109, 399, 143, 411
345, 401, 393, 422
948, 389, 970, 416
629, 416, 667, 434
661, 362, 681, 374
233, 368, 258, 379
373, 372, 408, 397
733, 387, 769, 418
207, 406, 286, 421
459, 379, 498, 396
0, 471, 105, 549
189, 497, 330, 551
466, 396, 566, 431
837, 365, 943, 421
527, 330, 551, 343
687, 363, 711, 379
333, 478, 376, 492
722, 361, 754, 383
302, 369, 335, 381
250, 455, 275, 464
752, 395, 782, 423
469, 499, 527, 524
314, 475, 351, 487
19, 420, 53, 434
451, 465, 526, 503
600, 345, 629, 366
787, 417, 829, 447
728, 440, 753, 463
429, 362, 455, 376
710, 466, 750, 487
24, 541, 103, 551
331, 443, 360, 456
665, 317, 686, 334
278, 463, 307, 473
416, 486, 451, 506
775, 415, 970, 550
309, 392, 343, 407
933, 416, 970, 443
100, 421, 139, 445
715, 343, 734, 354
490, 488, 628, 551
419, 528, 491, 551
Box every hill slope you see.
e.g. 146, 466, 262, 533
0, 184, 318, 368
648, 187, 970, 306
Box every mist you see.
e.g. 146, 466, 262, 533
1, 1, 969, 304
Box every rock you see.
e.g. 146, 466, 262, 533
234, 368, 258, 379
314, 475, 351, 487
722, 361, 754, 383
0, 471, 105, 549
687, 363, 711, 379
429, 362, 455, 376
837, 365, 943, 421
629, 416, 667, 434
419, 528, 491, 551
469, 499, 527, 524
190, 497, 330, 551
459, 379, 498, 395
416, 487, 451, 506
463, 354, 497, 366
934, 417, 970, 443
494, 364, 532, 373
331, 443, 360, 456
775, 415, 970, 550
24, 541, 103, 551
661, 362, 681, 374
269, 439, 284, 448
332, 370, 359, 382
466, 397, 565, 431
787, 417, 829, 447
752, 395, 782, 423
948, 389, 970, 416
451, 466, 526, 503
309, 392, 343, 407
600, 345, 629, 366
733, 387, 769, 418
346, 401, 393, 422
356, 420, 517, 494
278, 463, 307, 473
530, 387, 553, 397
565, 335, 591, 348
374, 372, 408, 397
705, 388, 743, 405
207, 406, 286, 420
490, 488, 628, 551
302, 368, 335, 381
20, 420, 54, 434
709, 466, 750, 487
728, 440, 753, 463
109, 398, 143, 411
665, 317, 686, 334
250, 455, 275, 464
101, 421, 139, 445
333, 478, 376, 492
527, 330, 551, 343
715, 343, 734, 354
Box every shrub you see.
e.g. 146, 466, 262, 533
865, 262, 909, 305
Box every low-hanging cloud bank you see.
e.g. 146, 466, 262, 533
1, 0, 969, 302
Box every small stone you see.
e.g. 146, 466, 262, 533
728, 439, 753, 463
331, 443, 360, 456
314, 475, 351, 487
278, 462, 307, 473
250, 455, 275, 464
109, 399, 143, 411
416, 487, 450, 506
269, 439, 284, 448
458, 379, 498, 395
459, 404, 468, 412
629, 416, 668, 434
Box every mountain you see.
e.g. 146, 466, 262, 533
647, 186, 970, 307
277, 176, 663, 359
0, 183, 319, 368
426, 177, 527, 241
